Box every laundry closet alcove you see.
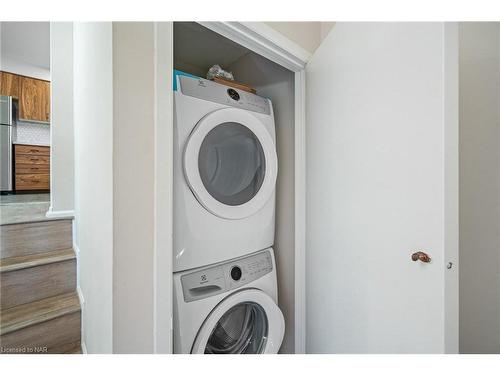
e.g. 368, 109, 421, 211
157, 22, 309, 354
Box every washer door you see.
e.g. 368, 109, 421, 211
184, 107, 277, 220
191, 289, 285, 354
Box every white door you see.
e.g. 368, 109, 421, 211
305, 23, 459, 353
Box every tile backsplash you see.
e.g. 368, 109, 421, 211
14, 121, 50, 146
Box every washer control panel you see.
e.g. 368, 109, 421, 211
181, 249, 273, 302
178, 75, 271, 115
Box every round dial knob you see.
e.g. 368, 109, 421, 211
227, 88, 240, 101
230, 266, 242, 281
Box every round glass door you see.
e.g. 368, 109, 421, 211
204, 302, 268, 354
191, 289, 285, 354
184, 107, 278, 220
198, 122, 266, 206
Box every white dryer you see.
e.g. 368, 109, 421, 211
173, 247, 285, 354
173, 72, 278, 272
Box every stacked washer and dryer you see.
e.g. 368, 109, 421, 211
173, 71, 285, 354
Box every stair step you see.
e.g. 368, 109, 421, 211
0, 251, 76, 309
0, 310, 81, 354
0, 292, 80, 335
0, 202, 51, 226
0, 248, 75, 273
0, 219, 73, 259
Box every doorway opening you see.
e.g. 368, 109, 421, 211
0, 22, 51, 224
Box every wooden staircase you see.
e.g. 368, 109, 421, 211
0, 217, 81, 354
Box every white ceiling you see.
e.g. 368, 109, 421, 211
265, 22, 335, 53
1, 22, 50, 69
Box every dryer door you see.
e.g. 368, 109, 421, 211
184, 107, 278, 220
191, 289, 285, 354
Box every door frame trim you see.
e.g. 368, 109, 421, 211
293, 68, 307, 354
198, 22, 311, 72
154, 22, 174, 354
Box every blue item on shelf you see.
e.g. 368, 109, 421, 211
173, 69, 199, 91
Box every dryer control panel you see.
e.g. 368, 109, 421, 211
178, 75, 272, 115
181, 249, 273, 302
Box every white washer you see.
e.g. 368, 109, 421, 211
173, 247, 285, 354
174, 73, 278, 272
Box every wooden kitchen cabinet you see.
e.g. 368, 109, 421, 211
0, 71, 20, 99
15, 174, 50, 191
14, 144, 51, 156
0, 71, 51, 122
14, 144, 50, 191
19, 76, 51, 123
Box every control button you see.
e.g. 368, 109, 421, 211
230, 266, 242, 281
227, 88, 240, 101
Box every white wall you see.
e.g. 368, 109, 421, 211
459, 22, 500, 354
1, 57, 50, 81
230, 53, 296, 354
72, 21, 173, 354
1, 22, 50, 80
265, 22, 334, 53
321, 23, 335, 41
112, 22, 155, 353
73, 22, 114, 354
48, 22, 75, 217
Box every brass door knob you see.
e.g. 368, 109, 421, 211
411, 251, 431, 263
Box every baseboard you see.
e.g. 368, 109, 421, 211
73, 243, 80, 257
77, 281, 86, 354
81, 340, 88, 354
77, 284, 85, 308
45, 208, 75, 219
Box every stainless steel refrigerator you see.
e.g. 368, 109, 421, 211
0, 95, 16, 192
